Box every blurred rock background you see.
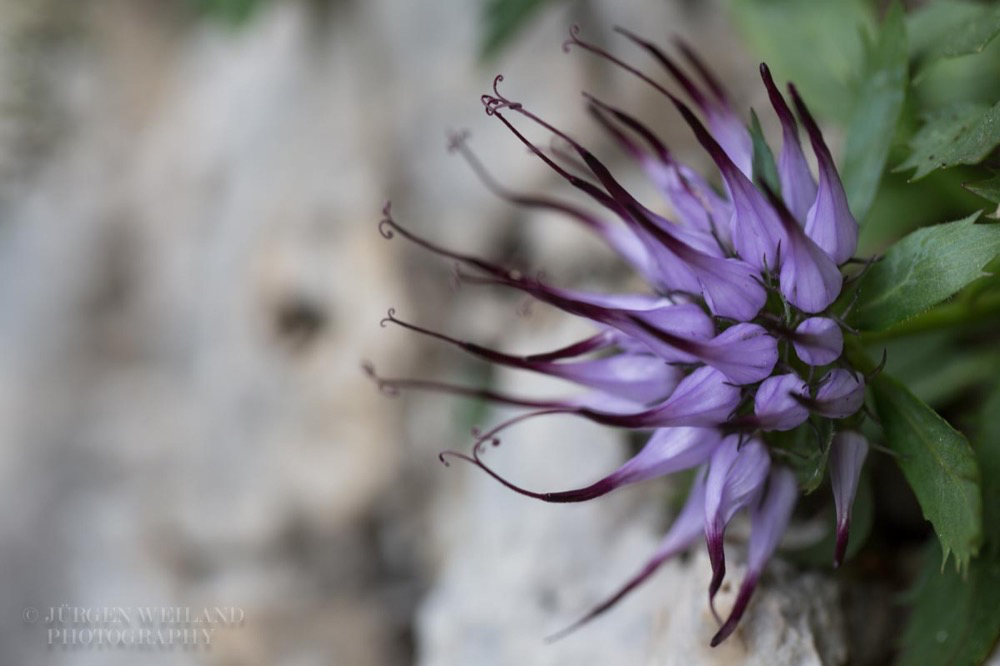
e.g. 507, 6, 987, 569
0, 0, 849, 664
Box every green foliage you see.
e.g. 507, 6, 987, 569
728, 0, 875, 122
480, 0, 557, 60
871, 373, 982, 571
965, 172, 1000, 205
910, 1, 1000, 80
907, 0, 983, 55
841, 2, 908, 223
855, 212, 1000, 331
897, 384, 1000, 666
927, 4, 1000, 60
898, 101, 1000, 181
858, 168, 983, 255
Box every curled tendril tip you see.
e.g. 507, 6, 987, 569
361, 361, 400, 397
380, 307, 398, 328
562, 24, 583, 53
378, 205, 396, 239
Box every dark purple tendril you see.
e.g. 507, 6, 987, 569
361, 361, 399, 397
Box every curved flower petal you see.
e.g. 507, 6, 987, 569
614, 27, 753, 176
711, 466, 798, 646
669, 97, 786, 270
664, 160, 735, 248
546, 355, 684, 405
613, 428, 722, 484
793, 317, 844, 366
753, 373, 810, 431
686, 254, 767, 322
812, 369, 866, 418
383, 311, 681, 405
759, 183, 843, 313
564, 133, 766, 322
584, 95, 732, 247
650, 158, 733, 245
453, 427, 720, 506
564, 39, 783, 269
580, 366, 741, 428
778, 233, 843, 314
694, 323, 779, 385
789, 85, 859, 265
829, 431, 869, 567
449, 133, 657, 274
704, 436, 771, 605
760, 64, 816, 223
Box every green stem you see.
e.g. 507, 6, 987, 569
858, 292, 1000, 344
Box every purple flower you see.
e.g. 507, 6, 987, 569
711, 466, 799, 646
830, 431, 869, 568
793, 317, 844, 366
371, 27, 873, 646
753, 373, 810, 431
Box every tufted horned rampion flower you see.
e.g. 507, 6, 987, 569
368, 26, 878, 647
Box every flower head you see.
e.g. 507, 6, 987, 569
370, 27, 873, 646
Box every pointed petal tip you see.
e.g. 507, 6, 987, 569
705, 529, 727, 597
710, 624, 732, 647
834, 519, 850, 569
831, 434, 867, 564
709, 574, 758, 647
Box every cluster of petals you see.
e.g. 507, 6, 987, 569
371, 26, 873, 646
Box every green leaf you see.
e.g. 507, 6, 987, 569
480, 0, 554, 60
855, 211, 1000, 330
897, 540, 1000, 666
907, 0, 984, 55
749, 109, 781, 196
930, 5, 1000, 59
889, 335, 1000, 665
841, 2, 908, 223
727, 0, 875, 122
897, 101, 1000, 181
911, 1, 1000, 79
898, 377, 1000, 666
871, 373, 982, 571
965, 172, 1000, 205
